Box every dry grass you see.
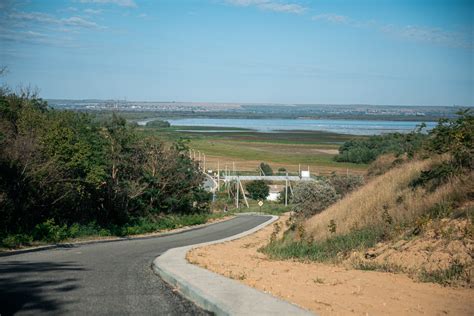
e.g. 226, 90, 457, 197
304, 157, 472, 241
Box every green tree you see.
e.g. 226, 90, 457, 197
246, 180, 270, 200
260, 162, 273, 175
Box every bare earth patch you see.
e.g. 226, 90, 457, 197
187, 215, 474, 315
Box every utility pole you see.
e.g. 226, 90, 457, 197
203, 154, 206, 173
285, 172, 288, 206
233, 161, 235, 176
236, 177, 240, 209
217, 160, 220, 189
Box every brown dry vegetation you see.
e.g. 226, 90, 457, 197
298, 154, 473, 287
304, 157, 471, 241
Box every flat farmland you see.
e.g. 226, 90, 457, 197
139, 126, 368, 175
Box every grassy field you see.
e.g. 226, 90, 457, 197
138, 125, 368, 175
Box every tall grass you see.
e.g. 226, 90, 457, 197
304, 158, 472, 242
263, 227, 382, 262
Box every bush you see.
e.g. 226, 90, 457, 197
291, 181, 340, 217
410, 161, 458, 191
259, 162, 273, 176
1, 234, 33, 249
33, 219, 68, 243
246, 180, 270, 200
334, 132, 426, 164
146, 119, 171, 128
328, 174, 364, 197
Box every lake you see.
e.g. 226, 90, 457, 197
166, 118, 436, 135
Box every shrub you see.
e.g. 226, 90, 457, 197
334, 131, 426, 164
246, 180, 270, 200
291, 181, 339, 217
1, 234, 33, 248
426, 109, 473, 169
146, 119, 171, 128
259, 162, 273, 176
410, 161, 458, 191
328, 174, 364, 197
33, 219, 68, 243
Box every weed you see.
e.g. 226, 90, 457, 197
263, 227, 382, 263
419, 261, 468, 286
328, 220, 337, 234
312, 277, 325, 284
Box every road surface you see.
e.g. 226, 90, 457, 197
0, 215, 271, 315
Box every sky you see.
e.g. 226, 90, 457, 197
0, 0, 473, 106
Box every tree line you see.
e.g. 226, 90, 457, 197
0, 88, 210, 241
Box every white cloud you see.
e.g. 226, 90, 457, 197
312, 12, 472, 49
381, 24, 472, 49
312, 14, 349, 24
227, 0, 306, 14
62, 16, 101, 29
0, 26, 75, 47
78, 0, 137, 8
84, 8, 103, 14
8, 11, 103, 29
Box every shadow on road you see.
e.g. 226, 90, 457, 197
0, 261, 85, 315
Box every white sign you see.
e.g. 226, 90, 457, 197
301, 170, 310, 178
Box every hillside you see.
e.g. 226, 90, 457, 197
264, 111, 473, 287
304, 156, 473, 286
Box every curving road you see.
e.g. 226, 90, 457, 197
0, 215, 271, 315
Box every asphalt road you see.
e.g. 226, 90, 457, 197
0, 215, 271, 316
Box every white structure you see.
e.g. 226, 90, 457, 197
267, 192, 280, 201
301, 170, 310, 178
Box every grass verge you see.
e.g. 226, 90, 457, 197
262, 226, 383, 263
0, 212, 229, 250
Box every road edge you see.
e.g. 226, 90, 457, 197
152, 214, 315, 316
0, 215, 235, 257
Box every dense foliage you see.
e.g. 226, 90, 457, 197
259, 162, 273, 175
146, 119, 171, 128
246, 180, 270, 200
0, 88, 210, 243
334, 130, 426, 164
291, 181, 339, 217
411, 110, 473, 190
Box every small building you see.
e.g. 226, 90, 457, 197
301, 170, 310, 178
267, 184, 284, 201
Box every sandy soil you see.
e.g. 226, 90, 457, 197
187, 215, 474, 315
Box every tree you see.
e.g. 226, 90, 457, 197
259, 162, 273, 176
426, 109, 473, 169
246, 180, 270, 200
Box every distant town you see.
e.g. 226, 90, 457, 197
47, 99, 468, 121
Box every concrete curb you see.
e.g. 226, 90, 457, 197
152, 214, 315, 316
0, 215, 237, 258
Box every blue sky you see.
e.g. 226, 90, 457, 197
1, 0, 472, 105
